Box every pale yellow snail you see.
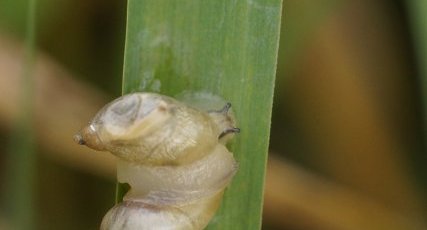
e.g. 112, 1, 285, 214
74, 92, 239, 230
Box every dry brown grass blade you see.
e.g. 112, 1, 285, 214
0, 35, 115, 178
264, 155, 427, 230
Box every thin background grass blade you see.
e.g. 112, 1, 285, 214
3, 0, 37, 229
408, 1, 427, 120
120, 0, 283, 229
407, 0, 427, 208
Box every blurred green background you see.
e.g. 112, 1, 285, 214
1, 0, 427, 229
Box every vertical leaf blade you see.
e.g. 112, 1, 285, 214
407, 0, 427, 206
122, 0, 282, 229
3, 0, 37, 229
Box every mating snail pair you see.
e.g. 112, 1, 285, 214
74, 92, 239, 230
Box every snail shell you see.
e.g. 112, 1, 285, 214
74, 92, 239, 230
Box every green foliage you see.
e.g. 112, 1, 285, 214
121, 0, 282, 229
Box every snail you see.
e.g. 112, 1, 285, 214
74, 92, 239, 230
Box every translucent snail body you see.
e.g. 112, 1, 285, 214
74, 92, 239, 230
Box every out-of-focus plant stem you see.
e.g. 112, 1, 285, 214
3, 0, 37, 229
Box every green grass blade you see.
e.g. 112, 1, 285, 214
3, 0, 37, 229
408, 1, 427, 103
407, 0, 427, 204
121, 1, 283, 229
